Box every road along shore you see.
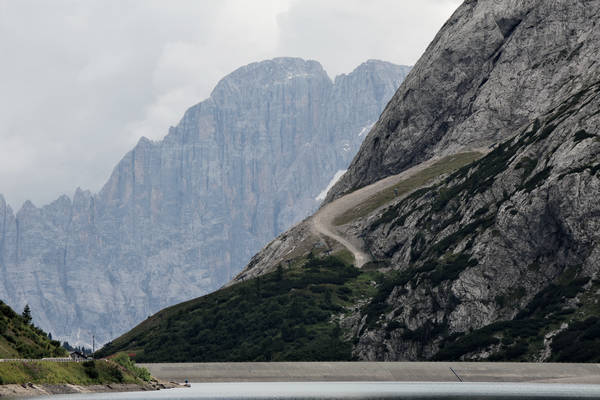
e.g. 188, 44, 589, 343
139, 362, 600, 384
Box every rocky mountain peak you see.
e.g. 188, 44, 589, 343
210, 57, 330, 104
18, 200, 37, 214
341, 59, 407, 78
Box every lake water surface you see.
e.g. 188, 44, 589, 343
26, 382, 600, 400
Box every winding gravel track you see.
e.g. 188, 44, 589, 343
310, 149, 489, 267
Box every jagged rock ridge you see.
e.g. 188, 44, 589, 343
0, 58, 410, 346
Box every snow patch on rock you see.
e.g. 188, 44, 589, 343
316, 170, 347, 202
358, 122, 375, 137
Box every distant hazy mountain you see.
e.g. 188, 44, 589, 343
0, 57, 410, 346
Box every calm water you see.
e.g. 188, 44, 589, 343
25, 382, 600, 400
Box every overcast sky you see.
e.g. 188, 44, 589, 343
0, 0, 461, 209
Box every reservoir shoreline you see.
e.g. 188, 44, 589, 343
3, 362, 599, 397
139, 362, 600, 384
0, 381, 180, 398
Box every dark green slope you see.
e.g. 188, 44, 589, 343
96, 255, 380, 362
0, 301, 66, 358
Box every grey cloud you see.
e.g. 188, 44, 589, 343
0, 0, 460, 208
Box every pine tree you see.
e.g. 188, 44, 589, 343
275, 264, 283, 281
22, 304, 32, 324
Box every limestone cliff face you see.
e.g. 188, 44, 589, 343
231, 1, 600, 361
0, 58, 410, 346
351, 81, 600, 360
326, 0, 600, 202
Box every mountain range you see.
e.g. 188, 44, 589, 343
99, 0, 600, 362
0, 58, 410, 346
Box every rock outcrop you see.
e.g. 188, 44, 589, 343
231, 0, 600, 361
352, 80, 600, 360
0, 58, 410, 346
325, 0, 600, 202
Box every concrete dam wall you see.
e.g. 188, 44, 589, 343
140, 362, 600, 383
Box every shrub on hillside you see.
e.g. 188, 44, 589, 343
113, 353, 151, 381
83, 360, 99, 379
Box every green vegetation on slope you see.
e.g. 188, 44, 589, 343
333, 152, 484, 226
0, 300, 66, 359
433, 276, 591, 361
360, 83, 600, 361
96, 254, 381, 362
111, 353, 152, 381
551, 316, 600, 362
0, 300, 153, 385
0, 355, 149, 385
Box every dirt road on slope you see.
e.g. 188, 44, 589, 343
310, 149, 489, 267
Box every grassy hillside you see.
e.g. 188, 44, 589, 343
96, 254, 381, 362
0, 354, 151, 385
0, 300, 65, 359
0, 301, 153, 385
